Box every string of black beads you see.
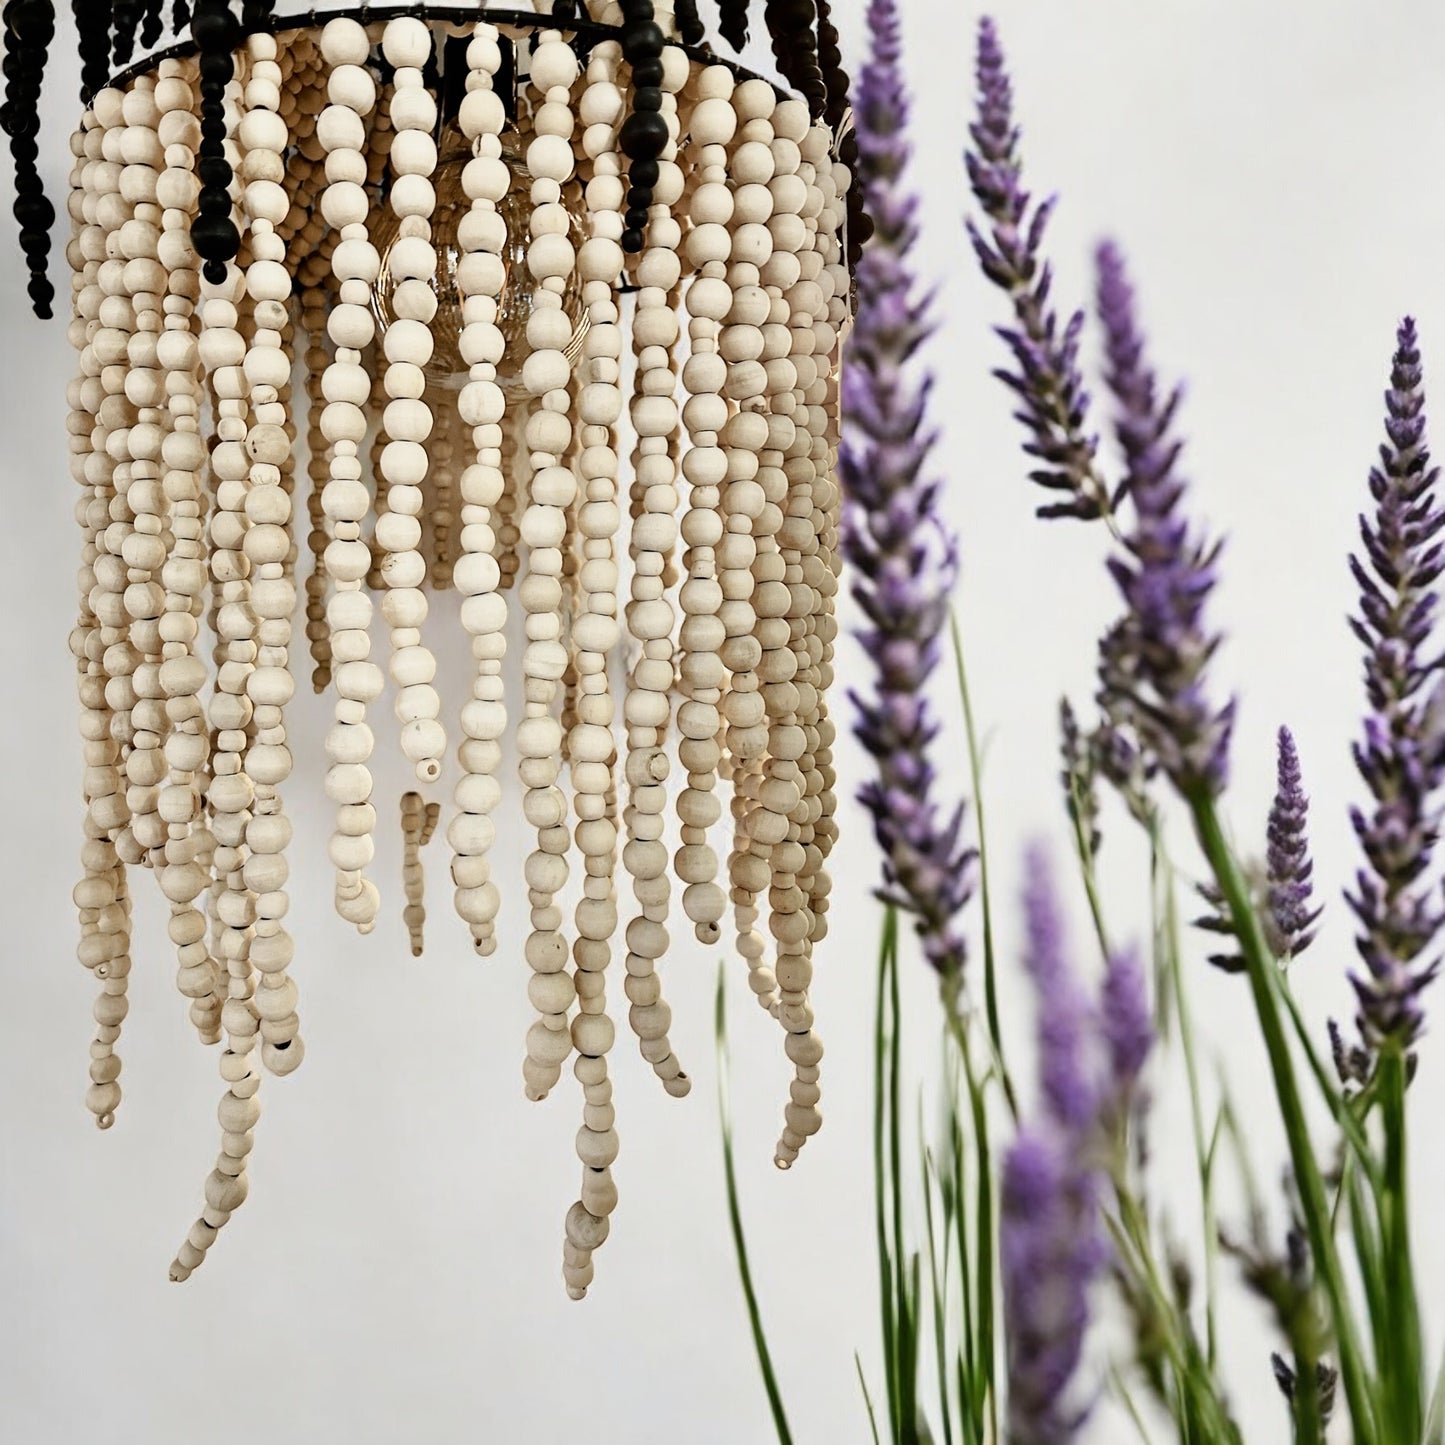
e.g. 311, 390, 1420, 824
2, 0, 56, 317
812, 0, 869, 266
717, 0, 748, 51
112, 0, 143, 62
763, 0, 825, 120
617, 0, 666, 255
73, 0, 113, 103
172, 0, 189, 30
191, 0, 241, 286
673, 0, 704, 48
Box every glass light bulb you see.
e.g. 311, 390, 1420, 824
371, 131, 590, 390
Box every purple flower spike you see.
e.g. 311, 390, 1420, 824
1094, 240, 1234, 797
966, 17, 1108, 522
1266, 727, 1321, 958
1004, 848, 1112, 1444
1021, 844, 1097, 1133
1347, 319, 1445, 1047
839, 0, 975, 980
1101, 946, 1153, 1093
1002, 1130, 1099, 1445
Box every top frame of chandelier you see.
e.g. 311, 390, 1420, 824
44, 0, 858, 1298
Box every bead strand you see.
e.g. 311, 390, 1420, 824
562, 35, 627, 1302
172, 250, 261, 1283
517, 28, 582, 1103
377, 15, 447, 786
238, 31, 304, 1079
69, 105, 132, 1126
317, 16, 383, 932
449, 20, 508, 955
301, 286, 333, 692
765, 97, 825, 1167
430, 415, 456, 590
154, 60, 227, 1048
618, 46, 690, 1096
674, 67, 737, 953
117, 79, 176, 887
401, 790, 428, 956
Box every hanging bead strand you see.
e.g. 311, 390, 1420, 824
153, 59, 227, 1049
619, 43, 689, 1096
766, 95, 825, 1168
675, 66, 737, 955
562, 34, 626, 1302
301, 286, 333, 692
317, 16, 383, 933
450, 21, 508, 956
377, 15, 447, 786
517, 28, 582, 1104
70, 102, 132, 1127
237, 31, 304, 1079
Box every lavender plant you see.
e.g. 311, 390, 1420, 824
721, 10, 1443, 1445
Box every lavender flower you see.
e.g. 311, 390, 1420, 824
1346, 318, 1445, 1046
1021, 846, 1097, 1132
1101, 946, 1152, 1093
1266, 727, 1321, 957
839, 0, 974, 980
966, 17, 1108, 521
1003, 847, 1112, 1443
1002, 1131, 1098, 1445
1095, 240, 1234, 797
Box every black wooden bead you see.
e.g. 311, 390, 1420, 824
624, 204, 650, 231
633, 87, 662, 113
631, 56, 663, 87
628, 156, 659, 188
621, 227, 645, 254
620, 20, 663, 56
619, 109, 668, 157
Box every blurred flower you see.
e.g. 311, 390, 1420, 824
1003, 845, 1139, 1443
1347, 318, 1445, 1046
1094, 240, 1234, 797
966, 17, 1108, 521
1266, 726, 1321, 958
839, 0, 975, 981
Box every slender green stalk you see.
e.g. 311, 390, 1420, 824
714, 968, 794, 1445
952, 614, 1016, 1116
1149, 821, 1220, 1369
1189, 794, 1377, 1445
1378, 1047, 1423, 1441
875, 912, 901, 1438
921, 1136, 955, 1445
956, 1028, 997, 1445
858, 1353, 884, 1445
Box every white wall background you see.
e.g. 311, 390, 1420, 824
4, 2, 1445, 1441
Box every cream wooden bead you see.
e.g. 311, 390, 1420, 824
449, 23, 509, 955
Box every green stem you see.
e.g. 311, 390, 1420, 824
951, 614, 1017, 1118
1151, 822, 1220, 1370
875, 911, 901, 1438
715, 969, 794, 1445
1379, 1047, 1423, 1441
1189, 793, 1377, 1445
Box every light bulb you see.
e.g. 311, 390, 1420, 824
371, 131, 590, 389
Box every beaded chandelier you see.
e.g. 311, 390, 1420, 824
6, 0, 862, 1294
